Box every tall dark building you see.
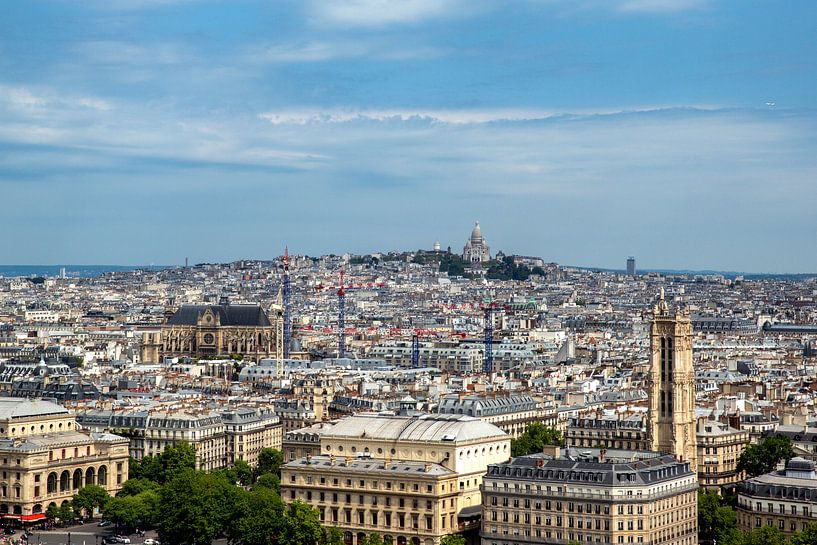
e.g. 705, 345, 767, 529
626, 256, 636, 276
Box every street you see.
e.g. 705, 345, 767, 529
22, 522, 157, 545
20, 522, 228, 545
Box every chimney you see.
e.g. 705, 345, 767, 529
542, 445, 560, 459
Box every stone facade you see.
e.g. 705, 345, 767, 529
281, 414, 510, 545
140, 303, 281, 363
648, 292, 697, 469
481, 447, 698, 545
737, 458, 817, 536
0, 398, 129, 523
463, 222, 491, 265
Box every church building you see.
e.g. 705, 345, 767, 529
462, 221, 491, 264
140, 302, 281, 363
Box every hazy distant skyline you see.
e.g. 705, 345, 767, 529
1, 1, 815, 272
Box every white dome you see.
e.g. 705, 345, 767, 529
470, 221, 483, 243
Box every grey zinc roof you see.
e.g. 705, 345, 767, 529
0, 398, 69, 420
321, 413, 507, 443
285, 455, 455, 476
486, 449, 693, 487
167, 304, 272, 327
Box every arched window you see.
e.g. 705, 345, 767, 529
47, 473, 57, 494
85, 467, 96, 486
73, 469, 83, 489
60, 471, 70, 492
98, 466, 108, 486
32, 504, 42, 514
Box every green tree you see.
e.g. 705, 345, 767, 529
159, 442, 198, 482
118, 478, 161, 497
229, 486, 283, 545
698, 489, 739, 544
320, 526, 345, 545
233, 460, 253, 486
256, 448, 284, 477
46, 503, 61, 522
73, 484, 111, 518
360, 534, 384, 545
253, 472, 281, 494
791, 523, 817, 545
58, 503, 74, 523
104, 495, 145, 529
743, 525, 787, 545
278, 501, 323, 545
511, 423, 564, 457
156, 470, 244, 545
737, 436, 794, 477
440, 535, 466, 545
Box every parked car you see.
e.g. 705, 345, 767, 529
144, 539, 160, 545
117, 537, 131, 544
4, 529, 16, 535
102, 538, 120, 545
98, 521, 112, 527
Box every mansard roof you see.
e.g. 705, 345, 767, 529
167, 304, 272, 327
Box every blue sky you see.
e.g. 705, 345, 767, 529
0, 0, 815, 272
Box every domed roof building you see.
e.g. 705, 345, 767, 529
463, 221, 491, 264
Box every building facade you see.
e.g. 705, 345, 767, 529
480, 447, 698, 545
0, 398, 129, 523
463, 222, 491, 265
140, 303, 281, 363
76, 407, 282, 472
565, 414, 650, 451
648, 292, 697, 469
437, 394, 553, 438
736, 458, 817, 536
281, 413, 510, 545
696, 419, 749, 491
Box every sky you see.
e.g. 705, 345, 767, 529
0, 0, 815, 272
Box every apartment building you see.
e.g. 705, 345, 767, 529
437, 394, 553, 438
736, 457, 817, 536
0, 398, 129, 522
565, 414, 649, 451
221, 408, 282, 467
77, 407, 282, 471
481, 447, 698, 545
281, 413, 510, 545
696, 419, 748, 490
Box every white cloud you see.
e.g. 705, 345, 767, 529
307, 0, 482, 27
615, 0, 707, 13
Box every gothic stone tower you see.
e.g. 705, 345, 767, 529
648, 290, 697, 469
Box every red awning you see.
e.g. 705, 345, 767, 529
21, 514, 46, 522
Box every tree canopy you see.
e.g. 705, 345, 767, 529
737, 436, 794, 477
511, 422, 564, 457
129, 442, 197, 483
73, 484, 111, 518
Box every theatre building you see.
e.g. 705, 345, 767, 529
0, 398, 129, 525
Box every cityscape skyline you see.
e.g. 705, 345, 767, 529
1, 1, 815, 271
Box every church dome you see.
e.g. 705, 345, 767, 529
470, 221, 483, 244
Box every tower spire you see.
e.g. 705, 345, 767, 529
283, 246, 291, 359
648, 293, 696, 468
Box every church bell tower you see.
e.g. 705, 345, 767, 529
648, 289, 697, 469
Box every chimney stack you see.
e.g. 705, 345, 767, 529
542, 445, 560, 459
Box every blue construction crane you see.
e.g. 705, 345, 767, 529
338, 269, 346, 359
411, 334, 420, 368
283, 247, 291, 359
484, 306, 494, 374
